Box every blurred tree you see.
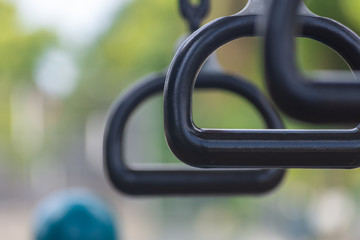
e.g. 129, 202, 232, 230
0, 0, 55, 161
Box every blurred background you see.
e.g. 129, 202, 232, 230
0, 0, 360, 239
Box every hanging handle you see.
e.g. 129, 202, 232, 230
104, 73, 285, 195
163, 9, 360, 169
264, 0, 360, 123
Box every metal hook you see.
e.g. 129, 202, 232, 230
163, 4, 360, 169
104, 73, 285, 195
179, 0, 209, 32
264, 0, 360, 123
236, 0, 314, 16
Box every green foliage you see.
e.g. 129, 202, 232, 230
0, 1, 55, 85
0, 0, 55, 161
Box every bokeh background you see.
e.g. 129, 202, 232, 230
1, 0, 360, 239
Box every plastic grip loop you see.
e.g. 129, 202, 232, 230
105, 73, 285, 195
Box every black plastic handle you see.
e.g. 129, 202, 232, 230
265, 0, 360, 123
163, 15, 360, 169
104, 73, 285, 195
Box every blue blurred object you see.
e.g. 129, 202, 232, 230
34, 189, 118, 240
